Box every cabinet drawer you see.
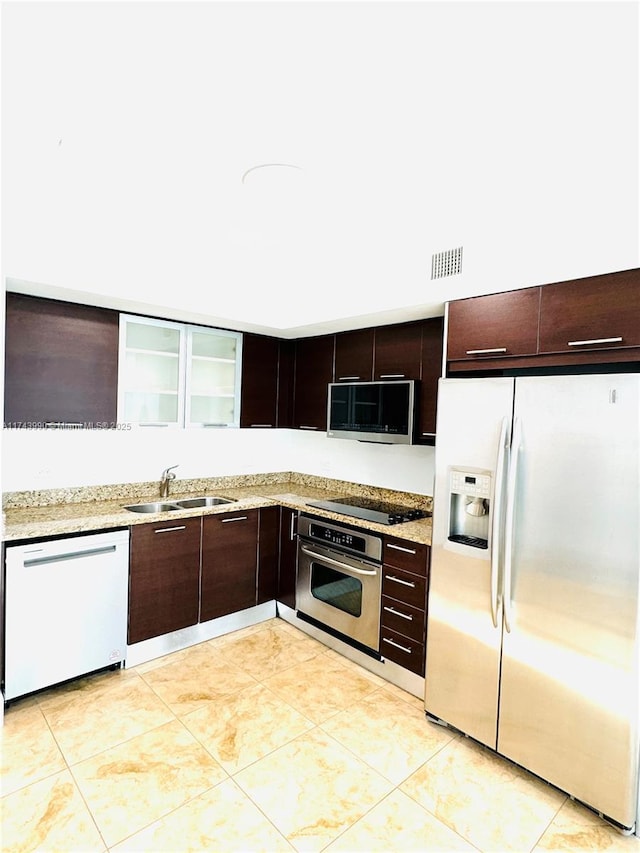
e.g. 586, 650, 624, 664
381, 595, 425, 643
381, 567, 427, 610
380, 626, 425, 676
382, 537, 428, 576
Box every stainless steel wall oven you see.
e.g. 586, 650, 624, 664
296, 514, 383, 654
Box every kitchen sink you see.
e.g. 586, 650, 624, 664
173, 496, 235, 508
124, 502, 182, 513
124, 496, 235, 513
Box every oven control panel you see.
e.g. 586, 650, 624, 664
297, 513, 383, 562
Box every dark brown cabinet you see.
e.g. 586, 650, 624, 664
278, 506, 298, 609
240, 334, 280, 428
128, 517, 202, 644
538, 268, 640, 358
334, 328, 374, 382
446, 287, 541, 368
417, 317, 444, 441
4, 293, 119, 427
257, 506, 279, 604
277, 339, 296, 428
293, 334, 335, 431
380, 536, 429, 676
374, 321, 423, 381
200, 509, 259, 622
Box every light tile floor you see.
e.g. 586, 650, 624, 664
2, 617, 640, 852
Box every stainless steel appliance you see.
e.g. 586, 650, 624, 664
296, 514, 383, 652
306, 497, 427, 526
4, 529, 130, 701
425, 375, 640, 831
327, 380, 416, 444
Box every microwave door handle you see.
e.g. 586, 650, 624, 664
490, 416, 510, 628
299, 545, 378, 576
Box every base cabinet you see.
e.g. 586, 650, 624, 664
278, 506, 298, 609
379, 536, 429, 676
200, 509, 259, 622
128, 517, 202, 645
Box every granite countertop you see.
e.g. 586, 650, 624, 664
2, 473, 433, 546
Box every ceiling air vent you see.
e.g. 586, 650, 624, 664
431, 246, 463, 280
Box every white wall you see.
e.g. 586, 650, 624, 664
1, 428, 436, 497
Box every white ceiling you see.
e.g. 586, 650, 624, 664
2, 1, 639, 337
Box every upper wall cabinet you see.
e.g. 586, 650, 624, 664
118, 315, 242, 428
446, 288, 541, 367
374, 321, 423, 380
240, 333, 281, 428
538, 268, 640, 356
446, 267, 640, 373
4, 293, 119, 427
293, 334, 335, 431
334, 328, 374, 382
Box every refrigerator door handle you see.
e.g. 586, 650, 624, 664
503, 416, 522, 633
491, 416, 510, 628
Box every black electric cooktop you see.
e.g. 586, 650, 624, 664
306, 497, 429, 526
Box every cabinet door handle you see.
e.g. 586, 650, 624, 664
379, 374, 405, 379
386, 543, 416, 555
382, 637, 412, 654
250, 424, 273, 428
299, 426, 318, 430
385, 574, 416, 588
465, 348, 507, 355
154, 526, 186, 533
421, 432, 436, 437
567, 336, 622, 347
338, 376, 361, 381
202, 423, 227, 428
383, 605, 413, 621
221, 516, 248, 523
289, 512, 296, 540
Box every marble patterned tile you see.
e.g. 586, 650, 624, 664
1, 702, 66, 796
207, 617, 282, 648
262, 651, 380, 724
71, 719, 227, 848
535, 798, 640, 852
234, 727, 393, 852
321, 688, 456, 784
182, 682, 314, 773
40, 672, 174, 765
321, 647, 389, 688
326, 788, 476, 851
213, 621, 327, 678
400, 735, 567, 852
35, 663, 140, 712
379, 679, 426, 710
141, 642, 258, 715
1, 769, 106, 852
111, 777, 293, 852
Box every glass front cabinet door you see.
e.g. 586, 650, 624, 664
118, 315, 242, 428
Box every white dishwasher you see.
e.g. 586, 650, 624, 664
4, 529, 130, 702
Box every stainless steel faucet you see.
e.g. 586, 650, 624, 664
160, 465, 178, 498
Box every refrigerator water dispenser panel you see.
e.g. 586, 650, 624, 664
448, 468, 492, 549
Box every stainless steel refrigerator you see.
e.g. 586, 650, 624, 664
424, 374, 639, 832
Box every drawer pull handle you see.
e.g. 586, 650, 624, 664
250, 424, 273, 428
567, 336, 622, 347
465, 348, 507, 355
382, 637, 412, 654
299, 426, 318, 430
384, 606, 413, 621
387, 543, 416, 555
379, 374, 406, 379
154, 526, 186, 534
385, 574, 416, 588
221, 516, 249, 523
338, 376, 361, 381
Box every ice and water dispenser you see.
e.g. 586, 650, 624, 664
447, 468, 492, 550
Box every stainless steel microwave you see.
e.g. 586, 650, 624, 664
327, 380, 416, 444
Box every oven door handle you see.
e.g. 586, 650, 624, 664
299, 545, 378, 576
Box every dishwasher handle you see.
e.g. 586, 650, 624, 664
24, 545, 117, 568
